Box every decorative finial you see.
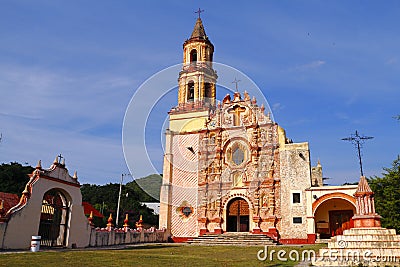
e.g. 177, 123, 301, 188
317, 159, 321, 167
243, 91, 250, 101
233, 91, 241, 101
22, 184, 29, 195
123, 214, 129, 228
36, 160, 42, 169
53, 156, 59, 164
106, 213, 113, 230
222, 94, 231, 104
135, 214, 143, 230
61, 158, 65, 166
260, 103, 265, 112
266, 112, 271, 120
88, 211, 94, 227
73, 171, 78, 179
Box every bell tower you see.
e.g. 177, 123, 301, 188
177, 15, 217, 107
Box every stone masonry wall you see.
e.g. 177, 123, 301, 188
279, 142, 312, 242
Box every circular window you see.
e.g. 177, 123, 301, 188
232, 146, 245, 165
227, 141, 248, 167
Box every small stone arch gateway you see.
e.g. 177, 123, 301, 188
0, 156, 91, 249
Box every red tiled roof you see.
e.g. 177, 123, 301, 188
82, 201, 104, 218
0, 192, 20, 213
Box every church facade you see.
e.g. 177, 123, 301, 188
159, 17, 358, 244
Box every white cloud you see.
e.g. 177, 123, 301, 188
272, 102, 284, 112
385, 57, 397, 65
294, 60, 326, 71
0, 64, 140, 184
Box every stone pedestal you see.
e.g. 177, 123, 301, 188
353, 214, 381, 228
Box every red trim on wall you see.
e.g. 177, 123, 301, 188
199, 228, 208, 236
171, 237, 193, 243
213, 228, 222, 234
263, 228, 279, 241
280, 235, 316, 244
307, 234, 316, 244
279, 239, 309, 244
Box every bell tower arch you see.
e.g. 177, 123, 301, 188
178, 16, 217, 107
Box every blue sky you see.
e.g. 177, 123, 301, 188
0, 1, 399, 185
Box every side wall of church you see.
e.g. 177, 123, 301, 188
279, 142, 312, 243
169, 133, 200, 237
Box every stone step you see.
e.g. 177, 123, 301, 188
187, 233, 277, 246
195, 236, 273, 240
343, 228, 397, 235
189, 241, 275, 245
189, 242, 274, 246
328, 241, 400, 249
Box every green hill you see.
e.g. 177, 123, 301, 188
129, 174, 162, 201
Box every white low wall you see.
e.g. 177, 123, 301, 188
88, 228, 168, 247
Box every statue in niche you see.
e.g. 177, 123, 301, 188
233, 172, 243, 187
261, 193, 268, 208
210, 134, 216, 144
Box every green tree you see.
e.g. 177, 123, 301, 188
80, 181, 159, 228
368, 156, 400, 233
0, 162, 34, 194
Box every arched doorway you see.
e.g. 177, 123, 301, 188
226, 198, 249, 232
314, 197, 356, 239
38, 189, 69, 247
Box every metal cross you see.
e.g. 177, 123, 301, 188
195, 8, 204, 18
342, 130, 373, 177
232, 78, 241, 92
58, 154, 64, 163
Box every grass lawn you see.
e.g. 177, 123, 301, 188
0, 244, 326, 267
